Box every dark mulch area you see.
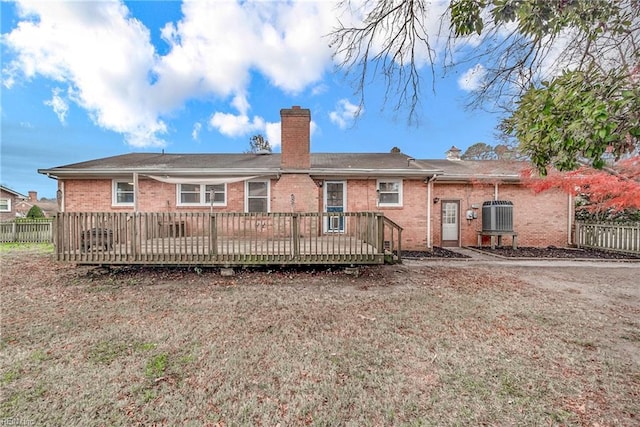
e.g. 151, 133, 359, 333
402, 247, 470, 259
470, 246, 640, 260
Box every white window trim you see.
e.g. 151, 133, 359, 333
245, 180, 270, 213
376, 179, 403, 207
0, 198, 11, 212
177, 183, 227, 207
112, 180, 134, 206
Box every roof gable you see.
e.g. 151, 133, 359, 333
0, 185, 27, 199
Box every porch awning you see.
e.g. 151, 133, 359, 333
144, 175, 259, 185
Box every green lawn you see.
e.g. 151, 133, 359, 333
0, 242, 53, 253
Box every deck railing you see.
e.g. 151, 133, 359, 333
575, 221, 640, 255
0, 219, 53, 243
53, 212, 403, 265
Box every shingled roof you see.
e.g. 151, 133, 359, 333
39, 152, 529, 182
418, 159, 527, 182
39, 152, 442, 178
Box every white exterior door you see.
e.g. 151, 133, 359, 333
441, 200, 460, 247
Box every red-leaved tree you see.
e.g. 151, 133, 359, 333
523, 156, 640, 219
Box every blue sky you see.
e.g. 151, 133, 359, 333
1, 0, 500, 199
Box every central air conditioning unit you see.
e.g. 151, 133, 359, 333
482, 200, 513, 232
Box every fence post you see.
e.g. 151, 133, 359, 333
129, 213, 136, 260
576, 222, 582, 249
53, 216, 58, 259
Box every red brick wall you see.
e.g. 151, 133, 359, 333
344, 179, 429, 250
271, 174, 320, 212
280, 106, 311, 170
496, 184, 570, 247
431, 182, 570, 248
60, 177, 570, 250
63, 180, 113, 212
63, 179, 260, 213
0, 189, 20, 221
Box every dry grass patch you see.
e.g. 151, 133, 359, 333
1, 249, 638, 426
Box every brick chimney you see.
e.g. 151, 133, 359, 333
280, 106, 311, 170
28, 191, 38, 202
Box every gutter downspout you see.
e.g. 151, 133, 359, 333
426, 175, 438, 250
133, 172, 139, 213
494, 182, 499, 200
59, 181, 65, 213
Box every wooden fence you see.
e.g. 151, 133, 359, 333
0, 219, 53, 243
575, 222, 640, 254
53, 212, 402, 265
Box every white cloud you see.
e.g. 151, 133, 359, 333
329, 99, 361, 129
265, 121, 281, 148
3, 1, 166, 147
44, 88, 69, 124
192, 122, 202, 141
311, 83, 328, 96
231, 94, 250, 116
154, 0, 336, 101
209, 112, 265, 138
209, 115, 316, 149
458, 64, 487, 92
2, 0, 338, 148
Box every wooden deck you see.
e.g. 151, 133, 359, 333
53, 212, 402, 265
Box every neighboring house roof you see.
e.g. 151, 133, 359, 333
0, 185, 27, 199
14, 199, 58, 217
39, 152, 442, 179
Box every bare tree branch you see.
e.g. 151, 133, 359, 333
330, 0, 639, 118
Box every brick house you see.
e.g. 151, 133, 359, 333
13, 191, 59, 218
0, 186, 27, 221
38, 106, 571, 250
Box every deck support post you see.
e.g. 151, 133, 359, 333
377, 214, 385, 255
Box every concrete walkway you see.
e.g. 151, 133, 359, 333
402, 246, 640, 269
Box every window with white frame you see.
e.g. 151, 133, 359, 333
113, 181, 134, 205
205, 184, 226, 205
245, 180, 269, 212
377, 179, 402, 207
178, 183, 226, 206
0, 198, 10, 212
